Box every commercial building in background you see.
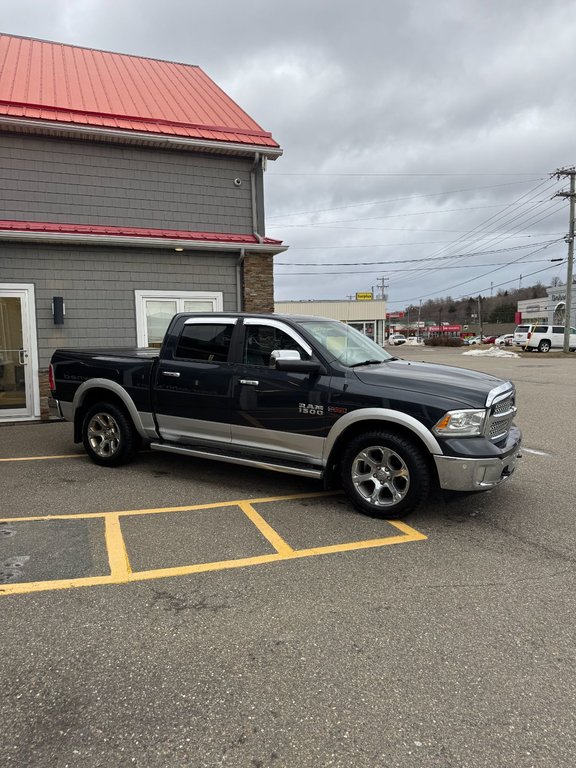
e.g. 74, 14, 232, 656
516, 297, 548, 324
0, 34, 285, 423
546, 283, 576, 326
274, 299, 387, 345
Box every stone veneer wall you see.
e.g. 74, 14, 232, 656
39, 369, 51, 421
242, 253, 274, 313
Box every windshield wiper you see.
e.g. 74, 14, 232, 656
349, 359, 387, 368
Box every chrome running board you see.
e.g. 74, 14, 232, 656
149, 442, 324, 479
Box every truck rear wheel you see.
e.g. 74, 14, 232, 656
82, 402, 136, 467
341, 431, 430, 519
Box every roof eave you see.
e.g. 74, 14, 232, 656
0, 228, 288, 254
0, 116, 283, 160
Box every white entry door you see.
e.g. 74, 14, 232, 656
0, 285, 40, 421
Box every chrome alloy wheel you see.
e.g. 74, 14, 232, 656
87, 412, 121, 458
351, 445, 410, 508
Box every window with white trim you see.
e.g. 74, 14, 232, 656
135, 290, 223, 347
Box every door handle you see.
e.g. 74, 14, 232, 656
239, 379, 259, 386
18, 349, 28, 365
161, 371, 180, 378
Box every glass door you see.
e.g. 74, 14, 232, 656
0, 287, 38, 420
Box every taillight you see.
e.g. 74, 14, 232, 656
527, 332, 532, 340
48, 364, 55, 391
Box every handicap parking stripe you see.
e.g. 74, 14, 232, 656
0, 492, 427, 596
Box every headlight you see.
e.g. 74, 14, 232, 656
433, 409, 486, 437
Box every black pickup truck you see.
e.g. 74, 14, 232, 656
49, 313, 522, 518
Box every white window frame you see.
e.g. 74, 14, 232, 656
135, 290, 223, 347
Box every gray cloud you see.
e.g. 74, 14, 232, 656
2, 0, 574, 306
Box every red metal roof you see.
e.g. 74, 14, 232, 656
0, 34, 279, 150
0, 219, 283, 246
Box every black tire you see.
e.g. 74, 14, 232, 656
82, 401, 136, 467
538, 340, 551, 353
341, 430, 430, 519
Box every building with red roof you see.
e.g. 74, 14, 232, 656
0, 34, 286, 421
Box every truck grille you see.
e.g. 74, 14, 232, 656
486, 392, 516, 442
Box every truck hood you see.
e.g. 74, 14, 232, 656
353, 359, 509, 408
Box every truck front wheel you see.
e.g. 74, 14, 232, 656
341, 431, 430, 519
82, 402, 136, 467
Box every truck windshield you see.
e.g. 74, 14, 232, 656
299, 320, 393, 367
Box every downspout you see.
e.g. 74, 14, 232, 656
236, 248, 246, 311
250, 152, 264, 244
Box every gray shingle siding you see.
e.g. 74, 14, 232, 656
2, 243, 239, 367
0, 134, 255, 233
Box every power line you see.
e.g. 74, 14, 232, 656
386, 243, 559, 304
266, 178, 545, 220
391, 187, 563, 290
275, 240, 560, 267
276, 258, 565, 276
268, 171, 545, 177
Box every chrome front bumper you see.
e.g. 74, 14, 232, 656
434, 444, 522, 492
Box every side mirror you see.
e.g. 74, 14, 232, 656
271, 350, 323, 374
270, 349, 300, 365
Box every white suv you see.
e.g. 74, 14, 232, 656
513, 324, 534, 347
524, 324, 576, 352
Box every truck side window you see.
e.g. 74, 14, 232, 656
244, 325, 310, 367
175, 323, 234, 362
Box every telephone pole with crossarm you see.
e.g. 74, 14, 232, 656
553, 167, 575, 353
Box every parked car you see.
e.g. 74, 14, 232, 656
463, 336, 482, 345
524, 324, 576, 352
513, 324, 534, 347
48, 312, 522, 519
495, 334, 514, 346
389, 333, 406, 345
483, 336, 497, 344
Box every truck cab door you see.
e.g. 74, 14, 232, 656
153, 317, 237, 446
231, 318, 331, 463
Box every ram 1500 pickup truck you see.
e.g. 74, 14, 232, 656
49, 313, 522, 518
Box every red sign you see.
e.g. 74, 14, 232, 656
386, 312, 405, 319
427, 325, 462, 333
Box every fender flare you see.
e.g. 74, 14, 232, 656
322, 407, 442, 463
72, 379, 150, 440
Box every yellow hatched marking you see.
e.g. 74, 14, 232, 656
104, 514, 132, 579
0, 493, 427, 596
0, 454, 84, 462
0, 491, 342, 524
238, 501, 294, 556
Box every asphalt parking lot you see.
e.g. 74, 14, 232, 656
1, 346, 575, 767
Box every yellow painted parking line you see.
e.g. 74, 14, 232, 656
0, 491, 342, 524
238, 500, 294, 556
0, 454, 84, 462
104, 513, 132, 579
0, 493, 428, 596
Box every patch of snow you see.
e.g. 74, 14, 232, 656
462, 346, 519, 358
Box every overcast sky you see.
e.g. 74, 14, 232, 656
2, 0, 575, 308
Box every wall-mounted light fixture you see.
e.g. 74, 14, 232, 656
52, 296, 65, 325
174, 247, 184, 252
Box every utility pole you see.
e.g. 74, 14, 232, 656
477, 295, 483, 340
417, 299, 422, 340
553, 167, 575, 354
377, 276, 390, 339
